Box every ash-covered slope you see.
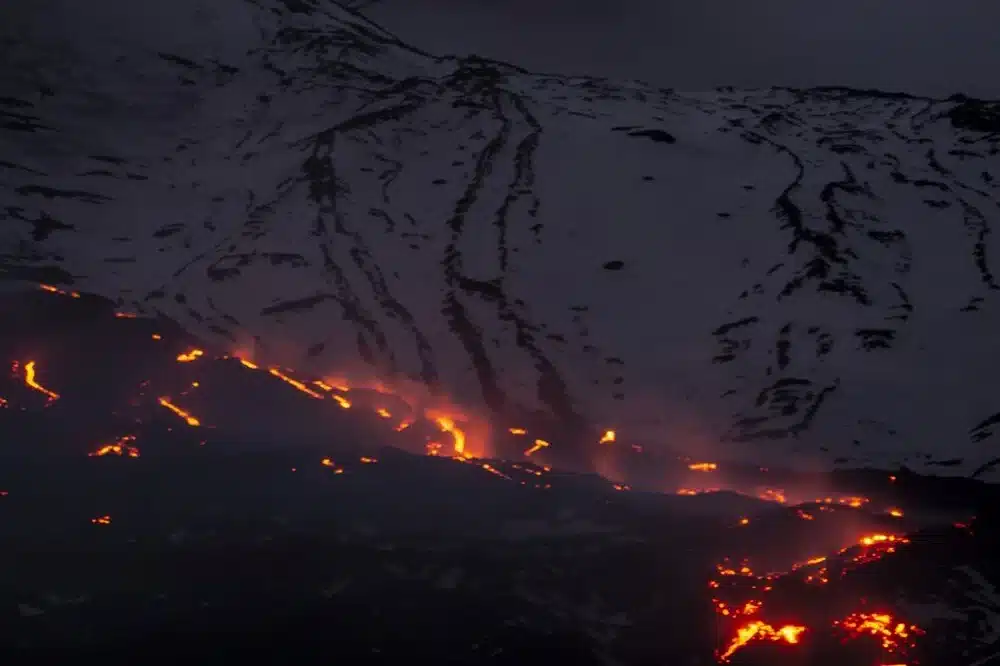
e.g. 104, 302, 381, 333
2, 0, 1000, 477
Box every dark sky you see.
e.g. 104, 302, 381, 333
365, 0, 1000, 98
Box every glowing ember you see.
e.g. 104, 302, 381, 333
858, 534, 908, 547
157, 397, 200, 426
508, 427, 527, 435
815, 495, 871, 508
321, 458, 345, 474
524, 439, 549, 456
376, 408, 392, 419
678, 488, 720, 496
332, 394, 351, 409
599, 429, 616, 444
114, 312, 137, 319
267, 367, 324, 399
480, 463, 511, 479
91, 515, 112, 525
758, 488, 787, 503
688, 462, 718, 471
39, 283, 81, 298
89, 435, 139, 458
176, 349, 204, 362
23, 361, 60, 402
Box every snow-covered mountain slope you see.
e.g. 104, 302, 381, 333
2, 0, 1000, 478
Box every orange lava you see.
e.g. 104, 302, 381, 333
679, 488, 720, 496
718, 621, 806, 661
711, 528, 922, 663
524, 439, 549, 456
758, 488, 787, 503
267, 367, 324, 399
429, 414, 468, 458
23, 360, 60, 402
157, 397, 201, 427
835, 611, 924, 653
39, 284, 80, 298
321, 458, 345, 474
28, 282, 933, 666
89, 435, 139, 458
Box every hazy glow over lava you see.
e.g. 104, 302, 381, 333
0, 282, 967, 664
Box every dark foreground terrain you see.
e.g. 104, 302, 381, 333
1, 286, 999, 666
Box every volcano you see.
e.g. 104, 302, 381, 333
1, 285, 999, 666
2, 0, 999, 478
1, 0, 1000, 663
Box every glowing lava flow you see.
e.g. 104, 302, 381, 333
524, 438, 550, 457
717, 621, 806, 661
431, 415, 467, 458
25, 283, 631, 467
22, 361, 60, 402
89, 435, 139, 458
157, 397, 201, 427
835, 612, 924, 654
27, 282, 936, 664
711, 532, 923, 663
39, 284, 80, 298
228, 354, 480, 459
176, 349, 204, 363
267, 367, 324, 400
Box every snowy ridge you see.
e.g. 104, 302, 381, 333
2, 0, 1000, 477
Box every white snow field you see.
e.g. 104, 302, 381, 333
1, 0, 999, 477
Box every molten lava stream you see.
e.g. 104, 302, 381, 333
710, 531, 925, 664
